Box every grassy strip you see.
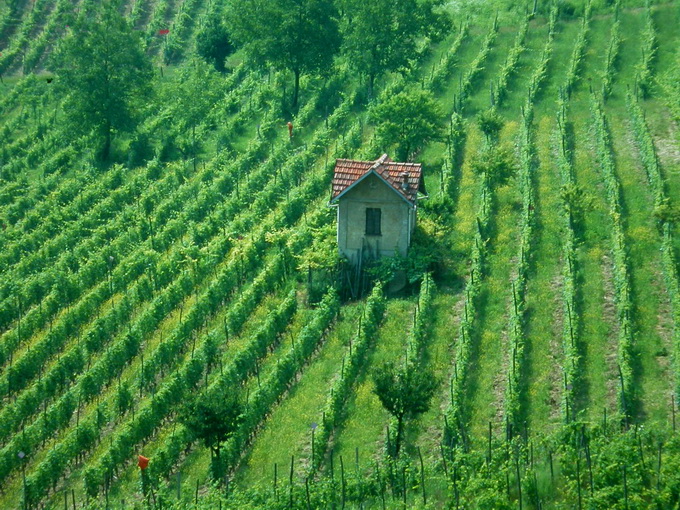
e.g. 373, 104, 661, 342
590, 98, 635, 419
504, 104, 535, 429
627, 95, 680, 401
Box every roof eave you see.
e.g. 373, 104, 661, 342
330, 168, 418, 208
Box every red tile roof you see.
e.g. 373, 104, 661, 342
331, 154, 423, 205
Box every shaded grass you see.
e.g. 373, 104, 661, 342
235, 302, 363, 487
523, 113, 565, 432
328, 299, 415, 469
465, 121, 522, 442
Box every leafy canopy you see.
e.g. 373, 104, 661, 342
477, 108, 504, 142
340, 0, 450, 88
370, 87, 445, 161
372, 361, 438, 456
181, 391, 242, 479
49, 1, 153, 160
225, 0, 341, 107
471, 144, 518, 188
196, 18, 233, 72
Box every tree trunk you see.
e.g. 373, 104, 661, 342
210, 446, 222, 480
192, 124, 196, 173
395, 415, 405, 457
102, 119, 112, 161
293, 68, 300, 108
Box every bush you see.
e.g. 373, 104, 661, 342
196, 18, 233, 72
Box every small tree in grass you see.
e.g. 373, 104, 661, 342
181, 391, 242, 480
372, 361, 438, 457
471, 144, 517, 188
477, 108, 504, 143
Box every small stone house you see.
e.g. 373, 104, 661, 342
329, 154, 426, 265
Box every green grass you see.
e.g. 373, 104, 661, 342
4, 3, 680, 507
523, 113, 565, 431
328, 299, 415, 470
465, 123, 523, 442
235, 302, 363, 487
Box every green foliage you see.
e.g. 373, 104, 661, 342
340, 0, 450, 90
196, 17, 233, 72
559, 182, 591, 220
312, 283, 386, 469
372, 361, 438, 456
471, 144, 518, 188
636, 2, 657, 97
556, 106, 580, 422
492, 14, 529, 107
116, 381, 133, 416
456, 18, 498, 107
591, 99, 635, 417
225, 0, 341, 106
658, 48, 680, 125
49, 1, 152, 160
564, 4, 591, 98
181, 391, 242, 479
601, 9, 621, 99
370, 87, 445, 161
428, 22, 469, 92
653, 199, 680, 224
477, 108, 504, 142
527, 5, 557, 104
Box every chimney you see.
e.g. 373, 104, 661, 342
400, 172, 409, 190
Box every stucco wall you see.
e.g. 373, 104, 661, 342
336, 173, 415, 264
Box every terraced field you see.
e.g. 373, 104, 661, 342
1, 0, 680, 508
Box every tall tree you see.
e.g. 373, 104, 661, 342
372, 361, 438, 457
341, 0, 449, 92
225, 0, 340, 107
49, 1, 153, 160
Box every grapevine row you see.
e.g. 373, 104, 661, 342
491, 13, 529, 108
526, 4, 557, 105
563, 1, 592, 98
456, 17, 498, 108
601, 3, 621, 100
144, 290, 299, 483
636, 2, 656, 97
555, 103, 580, 421
15, 92, 359, 505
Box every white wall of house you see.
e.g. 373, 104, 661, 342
336, 173, 416, 264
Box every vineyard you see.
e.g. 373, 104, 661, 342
1, 0, 680, 508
